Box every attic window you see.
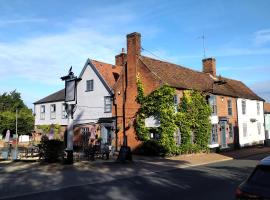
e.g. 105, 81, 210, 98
86, 80, 94, 91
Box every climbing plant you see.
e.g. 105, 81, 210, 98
135, 75, 211, 155
176, 90, 212, 154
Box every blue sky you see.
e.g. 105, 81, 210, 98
0, 0, 270, 108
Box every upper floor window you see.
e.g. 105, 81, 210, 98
242, 100, 246, 115
86, 80, 94, 91
62, 103, 67, 119
174, 95, 179, 112
50, 104, 56, 119
40, 105, 45, 120
228, 99, 232, 116
243, 123, 247, 137
104, 96, 112, 113
209, 95, 217, 115
257, 102, 260, 115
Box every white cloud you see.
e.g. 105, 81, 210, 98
254, 29, 270, 46
0, 28, 124, 85
0, 18, 47, 26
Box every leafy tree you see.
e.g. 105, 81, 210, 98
0, 90, 34, 136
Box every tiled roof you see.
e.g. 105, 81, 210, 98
265, 102, 270, 113
140, 56, 264, 101
91, 59, 122, 89
33, 89, 65, 104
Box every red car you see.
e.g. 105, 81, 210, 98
236, 156, 270, 199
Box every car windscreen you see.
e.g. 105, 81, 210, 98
248, 165, 270, 187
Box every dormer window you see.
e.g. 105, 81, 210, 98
86, 80, 94, 91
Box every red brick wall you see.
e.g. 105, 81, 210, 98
216, 95, 238, 146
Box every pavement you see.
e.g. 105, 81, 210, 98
0, 146, 269, 199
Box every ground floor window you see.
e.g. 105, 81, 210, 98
257, 122, 261, 135
243, 123, 247, 137
211, 124, 218, 144
229, 123, 234, 139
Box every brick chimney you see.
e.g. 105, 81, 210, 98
115, 48, 127, 66
202, 58, 216, 77
126, 32, 141, 87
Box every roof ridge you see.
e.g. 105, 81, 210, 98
140, 55, 208, 77
90, 59, 122, 68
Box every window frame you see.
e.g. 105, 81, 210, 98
243, 123, 247, 137
242, 100, 246, 115
257, 122, 261, 135
40, 105, 45, 120
209, 95, 217, 115
210, 124, 218, 144
61, 103, 67, 119
229, 123, 234, 139
86, 79, 94, 92
104, 96, 112, 113
227, 99, 232, 116
257, 102, 260, 115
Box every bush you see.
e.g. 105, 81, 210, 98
137, 140, 166, 156
39, 135, 65, 163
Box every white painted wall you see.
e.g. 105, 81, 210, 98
237, 98, 265, 146
34, 101, 68, 126
34, 61, 113, 127
74, 63, 112, 125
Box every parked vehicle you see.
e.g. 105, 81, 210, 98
235, 156, 270, 199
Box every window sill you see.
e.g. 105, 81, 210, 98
85, 90, 93, 92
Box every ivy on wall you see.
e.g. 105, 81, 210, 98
135, 75, 211, 155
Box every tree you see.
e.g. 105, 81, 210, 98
0, 90, 34, 136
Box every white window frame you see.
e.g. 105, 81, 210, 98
257, 122, 261, 135
62, 103, 67, 119
242, 100, 246, 115
40, 105, 45, 120
86, 79, 94, 92
227, 99, 232, 116
210, 124, 218, 144
104, 96, 112, 113
229, 123, 234, 139
257, 102, 260, 115
209, 95, 217, 115
50, 104, 56, 119
243, 123, 247, 137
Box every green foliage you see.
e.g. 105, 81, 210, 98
39, 135, 65, 163
0, 90, 34, 136
37, 124, 61, 139
135, 77, 212, 155
135, 76, 177, 155
176, 90, 212, 154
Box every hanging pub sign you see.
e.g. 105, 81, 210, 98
65, 79, 76, 102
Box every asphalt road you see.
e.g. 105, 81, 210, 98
1, 153, 268, 200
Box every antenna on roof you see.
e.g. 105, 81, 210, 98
141, 47, 168, 62
198, 33, 206, 58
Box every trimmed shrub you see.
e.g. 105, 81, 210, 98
137, 140, 166, 156
39, 135, 65, 163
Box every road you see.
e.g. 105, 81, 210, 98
0, 153, 268, 200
